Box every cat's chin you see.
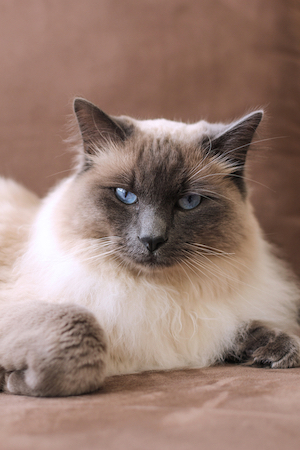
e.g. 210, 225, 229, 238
119, 254, 175, 275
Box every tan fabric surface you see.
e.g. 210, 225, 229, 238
0, 1, 300, 449
1, 366, 300, 450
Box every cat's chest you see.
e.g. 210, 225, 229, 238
39, 260, 238, 374
18, 246, 239, 375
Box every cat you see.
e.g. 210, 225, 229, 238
0, 98, 299, 397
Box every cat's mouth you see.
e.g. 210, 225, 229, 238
118, 247, 176, 272
140, 254, 173, 269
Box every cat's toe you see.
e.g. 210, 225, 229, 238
249, 333, 300, 369
229, 321, 300, 369
4, 370, 34, 396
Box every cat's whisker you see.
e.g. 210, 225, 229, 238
189, 251, 268, 315
72, 238, 128, 264
199, 136, 286, 171
180, 258, 207, 280
190, 253, 247, 284
186, 149, 239, 181
186, 248, 269, 294
77, 250, 117, 263
185, 242, 234, 256
221, 135, 287, 158
226, 173, 274, 191
183, 252, 250, 292
195, 188, 239, 204
184, 247, 252, 278
186, 146, 212, 178
175, 259, 197, 288
180, 253, 222, 288
46, 168, 73, 178
187, 169, 273, 191
186, 137, 284, 190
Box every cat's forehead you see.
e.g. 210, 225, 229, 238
132, 118, 212, 142
88, 117, 232, 191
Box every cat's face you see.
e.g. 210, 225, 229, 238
62, 99, 262, 272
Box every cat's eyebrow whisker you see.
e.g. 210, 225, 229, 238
187, 188, 238, 204
47, 168, 73, 178
221, 135, 288, 158
185, 141, 231, 180
200, 136, 286, 167
87, 132, 120, 156
186, 161, 237, 183
188, 172, 233, 182
187, 136, 286, 189
187, 149, 241, 179
187, 170, 273, 191
186, 140, 213, 178
227, 173, 274, 191
186, 157, 219, 181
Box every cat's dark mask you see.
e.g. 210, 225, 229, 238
71, 98, 262, 271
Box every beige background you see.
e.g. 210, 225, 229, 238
0, 1, 300, 449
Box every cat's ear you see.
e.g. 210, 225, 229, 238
203, 110, 263, 194
205, 110, 263, 164
74, 98, 131, 155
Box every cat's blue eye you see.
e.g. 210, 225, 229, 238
178, 194, 201, 210
115, 188, 137, 205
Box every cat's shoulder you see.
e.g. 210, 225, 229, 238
0, 177, 39, 209
0, 178, 40, 269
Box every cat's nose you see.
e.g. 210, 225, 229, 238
139, 235, 168, 253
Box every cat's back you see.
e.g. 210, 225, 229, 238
0, 178, 40, 275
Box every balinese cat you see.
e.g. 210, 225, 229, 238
0, 98, 299, 397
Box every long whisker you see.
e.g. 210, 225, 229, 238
221, 135, 287, 157
188, 170, 273, 191
183, 245, 269, 295
47, 168, 73, 178
185, 242, 234, 256
184, 244, 252, 276
180, 254, 221, 289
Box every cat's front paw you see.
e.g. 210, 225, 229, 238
229, 321, 300, 369
0, 303, 107, 397
245, 323, 300, 368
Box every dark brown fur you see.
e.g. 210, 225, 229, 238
225, 321, 300, 368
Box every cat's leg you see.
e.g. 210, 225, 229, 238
225, 321, 300, 368
0, 302, 107, 396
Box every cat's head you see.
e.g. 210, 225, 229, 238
62, 98, 262, 273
